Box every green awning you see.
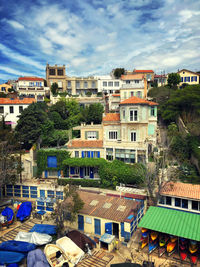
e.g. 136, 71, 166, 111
138, 206, 200, 241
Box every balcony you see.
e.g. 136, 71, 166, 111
121, 83, 144, 89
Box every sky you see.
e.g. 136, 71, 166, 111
0, 0, 200, 83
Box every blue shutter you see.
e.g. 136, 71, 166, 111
45, 170, 48, 178
82, 151, 84, 158
90, 167, 94, 179
195, 76, 197, 82
94, 219, 101, 235
184, 77, 186, 82
105, 222, 112, 234
191, 76, 193, 82
80, 167, 83, 178
47, 156, 57, 167
78, 215, 84, 231
188, 77, 190, 82
181, 77, 183, 82
87, 151, 90, 158
91, 151, 94, 158
121, 222, 125, 237
58, 170, 61, 177
97, 151, 100, 158
70, 167, 75, 174
40, 190, 45, 197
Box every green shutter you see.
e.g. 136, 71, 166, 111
96, 131, 99, 139
148, 124, 155, 135
85, 131, 87, 140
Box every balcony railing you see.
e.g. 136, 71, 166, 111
121, 83, 144, 89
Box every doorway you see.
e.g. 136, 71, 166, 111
113, 223, 119, 238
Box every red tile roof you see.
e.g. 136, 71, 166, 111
121, 74, 144, 80
120, 96, 158, 106
160, 182, 200, 200
0, 98, 35, 104
77, 191, 139, 222
68, 140, 103, 148
133, 70, 154, 73
154, 74, 167, 78
112, 94, 120, 97
102, 113, 120, 122
18, 77, 44, 81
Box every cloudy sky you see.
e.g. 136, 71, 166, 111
0, 0, 200, 82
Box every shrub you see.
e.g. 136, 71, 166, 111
58, 178, 100, 187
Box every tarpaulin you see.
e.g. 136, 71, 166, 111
16, 202, 32, 222
29, 224, 56, 235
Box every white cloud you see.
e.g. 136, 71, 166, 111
7, 20, 24, 29
0, 66, 34, 76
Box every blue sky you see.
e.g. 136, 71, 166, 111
0, 0, 200, 83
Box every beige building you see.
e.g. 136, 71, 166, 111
46, 64, 98, 96
177, 69, 200, 86
0, 83, 12, 93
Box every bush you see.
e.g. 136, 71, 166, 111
58, 178, 100, 187
86, 91, 92, 97
97, 92, 103, 97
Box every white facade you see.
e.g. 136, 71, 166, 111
95, 75, 122, 95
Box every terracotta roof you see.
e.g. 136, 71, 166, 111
103, 113, 120, 122
77, 191, 139, 222
18, 77, 44, 81
133, 70, 154, 73
120, 96, 158, 106
68, 140, 103, 148
121, 74, 144, 80
112, 94, 120, 97
154, 74, 167, 78
160, 182, 200, 200
0, 98, 35, 104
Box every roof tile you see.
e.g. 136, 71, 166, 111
121, 74, 144, 80
68, 140, 103, 148
0, 98, 35, 104
120, 96, 158, 106
103, 113, 120, 122
18, 77, 44, 81
134, 70, 154, 73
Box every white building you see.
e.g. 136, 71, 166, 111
17, 77, 49, 101
95, 75, 122, 95
0, 97, 35, 128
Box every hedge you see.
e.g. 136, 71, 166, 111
58, 178, 100, 187
62, 158, 106, 167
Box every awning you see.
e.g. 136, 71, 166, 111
138, 206, 200, 241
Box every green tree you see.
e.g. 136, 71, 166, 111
113, 68, 125, 79
51, 82, 59, 95
85, 103, 104, 124
15, 102, 49, 149
167, 73, 181, 88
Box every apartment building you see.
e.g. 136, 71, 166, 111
177, 69, 200, 86
17, 77, 49, 101
95, 75, 122, 95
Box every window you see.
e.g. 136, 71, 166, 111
136, 91, 142, 98
130, 110, 138, 121
109, 131, 118, 140
114, 81, 119, 86
166, 196, 171, 205
131, 132, 136, 142
57, 69, 63, 76
75, 167, 79, 174
159, 196, 165, 204
76, 81, 80, 89
103, 81, 107, 87
92, 81, 96, 88
106, 148, 113, 160
192, 201, 199, 211
1, 87, 6, 91
182, 199, 188, 209
0, 106, 4, 113
58, 81, 62, 88
49, 69, 55, 75
181, 77, 183, 82
84, 82, 88, 89
9, 106, 14, 113
123, 109, 125, 119
93, 151, 99, 158
48, 170, 58, 176
108, 81, 113, 87
135, 80, 139, 83
126, 80, 130, 84
85, 167, 90, 176
131, 91, 134, 97
115, 149, 135, 163
175, 198, 181, 207
124, 92, 127, 99
150, 106, 156, 116
75, 151, 79, 158
87, 131, 97, 139
19, 106, 23, 113
67, 81, 71, 87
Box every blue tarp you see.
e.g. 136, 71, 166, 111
1, 207, 14, 222
0, 240, 36, 253
7, 264, 19, 267
0, 251, 25, 264
16, 202, 32, 222
27, 249, 49, 267
29, 224, 56, 235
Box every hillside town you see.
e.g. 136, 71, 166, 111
0, 64, 200, 267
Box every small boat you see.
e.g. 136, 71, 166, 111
16, 202, 32, 222
141, 237, 148, 249
149, 240, 158, 254
0, 240, 36, 253
189, 244, 198, 254
159, 235, 169, 247
142, 232, 148, 238
190, 253, 198, 265
180, 250, 187, 261
167, 241, 176, 255
141, 228, 148, 233
170, 235, 177, 243
44, 244, 70, 267
150, 231, 158, 241
27, 249, 49, 267
0, 207, 14, 227
158, 246, 166, 257
0, 251, 25, 264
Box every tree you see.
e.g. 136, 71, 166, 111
85, 103, 104, 124
53, 185, 84, 237
113, 68, 125, 79
51, 82, 58, 95
15, 102, 49, 149
167, 73, 181, 88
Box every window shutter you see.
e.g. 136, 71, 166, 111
91, 151, 94, 158
184, 77, 186, 82
188, 77, 190, 82
96, 131, 99, 139
85, 131, 87, 140
82, 151, 84, 158
97, 151, 100, 158
181, 77, 183, 82
71, 167, 75, 175
191, 76, 193, 82
87, 151, 90, 158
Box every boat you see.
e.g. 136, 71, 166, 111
44, 244, 70, 267
142, 232, 148, 238
189, 244, 198, 254
170, 235, 177, 243
141, 228, 148, 233
16, 202, 32, 222
149, 240, 158, 254
15, 231, 52, 246
0, 207, 14, 227
0, 251, 25, 264
0, 240, 36, 253
180, 250, 187, 261
159, 235, 169, 247
27, 249, 49, 267
190, 253, 198, 265
141, 237, 148, 249
167, 241, 176, 255
150, 231, 158, 241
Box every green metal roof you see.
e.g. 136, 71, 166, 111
138, 206, 200, 241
